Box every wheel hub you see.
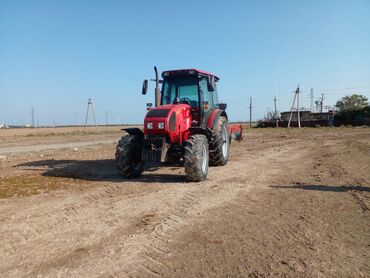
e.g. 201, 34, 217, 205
201, 145, 207, 173
222, 127, 228, 158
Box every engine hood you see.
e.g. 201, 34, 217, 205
144, 104, 192, 143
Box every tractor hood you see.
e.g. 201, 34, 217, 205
144, 104, 192, 143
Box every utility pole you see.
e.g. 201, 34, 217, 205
105, 110, 108, 126
320, 93, 324, 115
274, 96, 278, 127
288, 90, 297, 128
249, 96, 253, 127
74, 113, 77, 126
84, 98, 97, 130
288, 86, 300, 128
297, 86, 301, 128
31, 107, 35, 127
310, 88, 314, 112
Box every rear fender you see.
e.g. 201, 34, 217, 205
207, 109, 228, 130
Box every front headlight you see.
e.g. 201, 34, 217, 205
158, 122, 165, 129
147, 122, 153, 129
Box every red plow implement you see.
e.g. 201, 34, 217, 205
228, 124, 243, 140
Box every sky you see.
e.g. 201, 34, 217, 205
1, 0, 370, 126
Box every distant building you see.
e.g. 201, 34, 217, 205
280, 111, 334, 122
259, 110, 335, 127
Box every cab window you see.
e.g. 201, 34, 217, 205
200, 77, 214, 112
161, 77, 199, 108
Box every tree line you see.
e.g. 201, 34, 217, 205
335, 94, 369, 126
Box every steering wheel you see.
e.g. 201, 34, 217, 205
179, 97, 192, 106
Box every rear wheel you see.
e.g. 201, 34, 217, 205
209, 116, 230, 166
184, 135, 209, 182
115, 135, 144, 178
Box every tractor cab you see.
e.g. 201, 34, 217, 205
142, 69, 222, 127
160, 69, 220, 126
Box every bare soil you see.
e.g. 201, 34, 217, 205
0, 126, 135, 148
0, 127, 369, 277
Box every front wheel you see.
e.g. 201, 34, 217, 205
115, 135, 144, 178
184, 135, 209, 182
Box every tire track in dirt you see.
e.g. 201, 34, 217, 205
124, 143, 307, 277
1, 182, 161, 253
136, 190, 201, 277
1, 139, 306, 277
43, 143, 301, 277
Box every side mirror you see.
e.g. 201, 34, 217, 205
218, 103, 227, 110
207, 76, 215, 92
146, 103, 153, 110
142, 79, 148, 95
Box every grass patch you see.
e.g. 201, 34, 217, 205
0, 175, 86, 198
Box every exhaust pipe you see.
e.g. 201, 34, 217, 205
154, 66, 161, 107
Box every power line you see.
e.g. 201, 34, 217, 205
309, 86, 370, 92
300, 77, 370, 86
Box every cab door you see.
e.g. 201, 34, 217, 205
200, 77, 215, 125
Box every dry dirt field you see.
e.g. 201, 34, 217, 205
0, 126, 369, 277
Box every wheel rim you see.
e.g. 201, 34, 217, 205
222, 127, 228, 158
201, 144, 207, 173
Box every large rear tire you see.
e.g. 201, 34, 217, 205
209, 116, 230, 166
184, 135, 209, 182
115, 135, 144, 178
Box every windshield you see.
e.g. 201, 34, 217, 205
161, 77, 199, 108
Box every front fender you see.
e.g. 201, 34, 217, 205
121, 128, 144, 138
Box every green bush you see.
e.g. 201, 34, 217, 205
334, 106, 370, 126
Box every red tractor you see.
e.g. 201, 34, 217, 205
115, 67, 230, 181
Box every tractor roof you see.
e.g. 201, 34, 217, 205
162, 69, 220, 81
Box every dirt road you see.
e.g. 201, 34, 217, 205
0, 128, 369, 277
0, 140, 115, 156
